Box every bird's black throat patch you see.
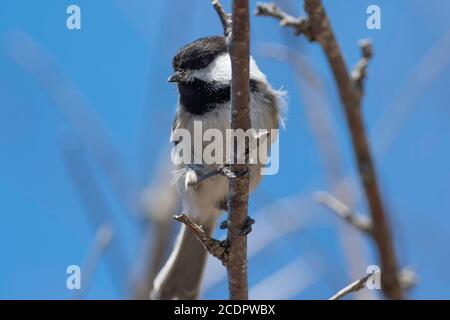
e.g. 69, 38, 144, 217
178, 79, 260, 115
178, 79, 230, 115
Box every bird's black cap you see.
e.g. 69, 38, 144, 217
172, 36, 227, 71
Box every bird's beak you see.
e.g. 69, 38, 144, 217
168, 70, 189, 83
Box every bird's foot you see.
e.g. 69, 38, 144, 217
220, 165, 249, 179
219, 216, 255, 236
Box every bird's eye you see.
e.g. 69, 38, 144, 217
199, 56, 211, 68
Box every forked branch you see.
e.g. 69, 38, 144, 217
174, 214, 229, 263
212, 0, 232, 37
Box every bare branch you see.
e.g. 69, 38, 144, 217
76, 224, 114, 299
304, 1, 402, 298
315, 191, 419, 295
226, 0, 252, 300
212, 0, 232, 37
258, 42, 375, 299
351, 39, 373, 97
255, 3, 312, 39
132, 157, 179, 300
329, 271, 377, 300
314, 191, 373, 235
175, 0, 252, 300
329, 268, 418, 300
257, 0, 403, 299
174, 214, 229, 263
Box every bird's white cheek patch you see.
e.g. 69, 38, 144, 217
191, 53, 267, 85
191, 53, 232, 84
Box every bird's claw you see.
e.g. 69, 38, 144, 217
220, 165, 248, 179
219, 216, 255, 236
239, 216, 255, 236
219, 219, 228, 230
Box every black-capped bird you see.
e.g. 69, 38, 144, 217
151, 36, 285, 299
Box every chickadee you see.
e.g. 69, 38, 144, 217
151, 36, 285, 299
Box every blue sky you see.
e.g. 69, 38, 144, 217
1, 0, 450, 299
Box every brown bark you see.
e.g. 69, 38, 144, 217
226, 0, 251, 300
303, 0, 402, 299
175, 0, 252, 300
257, 0, 403, 299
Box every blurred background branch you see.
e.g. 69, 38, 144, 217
257, 0, 403, 299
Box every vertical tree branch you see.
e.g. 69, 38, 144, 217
174, 0, 251, 300
226, 0, 251, 300
303, 0, 402, 300
256, 1, 403, 299
258, 42, 375, 299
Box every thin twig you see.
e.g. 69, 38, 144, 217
316, 190, 419, 295
316, 191, 418, 294
174, 214, 229, 263
76, 224, 114, 299
255, 3, 312, 39
351, 39, 373, 98
329, 267, 418, 300
329, 271, 377, 300
314, 191, 373, 235
257, 0, 403, 299
212, 0, 232, 37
